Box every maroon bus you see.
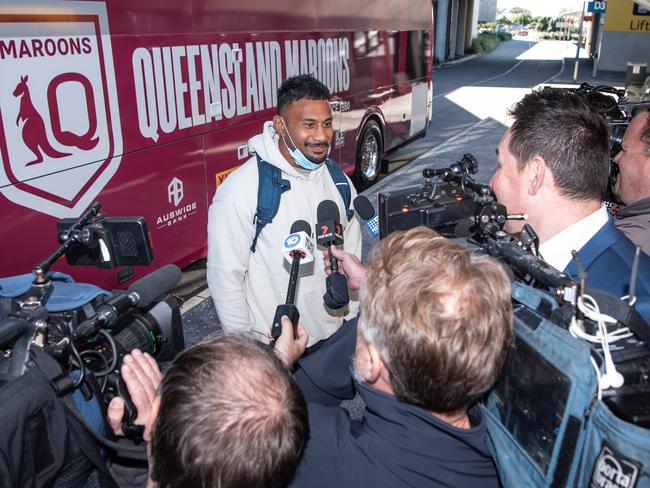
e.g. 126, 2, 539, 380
0, 0, 433, 288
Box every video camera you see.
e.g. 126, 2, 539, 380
378, 155, 650, 428
378, 153, 493, 238
0, 202, 184, 438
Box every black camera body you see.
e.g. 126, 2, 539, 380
378, 182, 476, 238
0, 203, 184, 438
378, 153, 490, 239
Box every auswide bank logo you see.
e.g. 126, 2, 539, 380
168, 177, 184, 207
157, 177, 198, 229
0, 1, 122, 218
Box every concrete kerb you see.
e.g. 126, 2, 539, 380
438, 53, 480, 68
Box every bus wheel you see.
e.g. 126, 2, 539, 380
354, 120, 383, 190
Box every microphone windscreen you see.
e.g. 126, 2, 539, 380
353, 195, 375, 220
291, 219, 312, 235
128, 264, 182, 307
323, 273, 349, 309
317, 200, 340, 223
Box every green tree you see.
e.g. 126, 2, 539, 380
514, 12, 533, 26
538, 16, 552, 32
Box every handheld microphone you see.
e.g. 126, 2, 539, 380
271, 220, 314, 340
316, 200, 349, 310
353, 195, 379, 238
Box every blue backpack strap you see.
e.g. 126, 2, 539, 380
251, 155, 291, 253
325, 158, 354, 221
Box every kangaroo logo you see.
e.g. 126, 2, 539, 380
0, 1, 122, 218
13, 75, 71, 166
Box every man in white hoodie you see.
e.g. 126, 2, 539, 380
207, 75, 362, 347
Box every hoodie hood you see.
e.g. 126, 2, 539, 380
248, 121, 327, 181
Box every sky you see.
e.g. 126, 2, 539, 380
496, 0, 586, 18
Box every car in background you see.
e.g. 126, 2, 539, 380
517, 29, 529, 36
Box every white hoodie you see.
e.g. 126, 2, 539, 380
207, 121, 362, 345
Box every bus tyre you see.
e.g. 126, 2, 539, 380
354, 120, 383, 190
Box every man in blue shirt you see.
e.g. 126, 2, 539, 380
490, 88, 650, 324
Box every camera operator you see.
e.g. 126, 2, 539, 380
613, 107, 650, 255
281, 227, 513, 487
107, 335, 309, 488
490, 88, 650, 323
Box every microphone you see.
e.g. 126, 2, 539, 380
128, 264, 182, 308
353, 195, 379, 238
316, 200, 349, 310
74, 264, 182, 340
271, 220, 314, 340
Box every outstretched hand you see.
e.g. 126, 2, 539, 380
107, 349, 161, 439
323, 246, 368, 290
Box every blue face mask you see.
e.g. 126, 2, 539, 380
280, 118, 327, 171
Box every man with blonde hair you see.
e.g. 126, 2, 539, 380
282, 227, 513, 487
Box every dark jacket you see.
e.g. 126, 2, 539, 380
290, 319, 500, 488
614, 197, 650, 256
564, 219, 650, 325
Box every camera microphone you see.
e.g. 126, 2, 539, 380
128, 264, 182, 308
270, 220, 314, 340
353, 195, 379, 238
316, 200, 349, 310
73, 264, 182, 340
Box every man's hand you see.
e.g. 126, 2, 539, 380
273, 315, 308, 368
323, 246, 368, 290
107, 349, 162, 438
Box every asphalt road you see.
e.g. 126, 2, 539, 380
385, 38, 567, 167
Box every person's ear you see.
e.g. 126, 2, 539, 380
143, 395, 160, 443
361, 343, 383, 384
527, 156, 546, 196
273, 115, 286, 139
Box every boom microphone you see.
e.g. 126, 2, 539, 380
74, 264, 182, 340
316, 200, 349, 310
353, 195, 379, 238
271, 221, 314, 340
128, 264, 182, 308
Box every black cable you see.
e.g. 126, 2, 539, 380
69, 340, 85, 388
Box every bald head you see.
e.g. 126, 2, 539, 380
150, 334, 308, 488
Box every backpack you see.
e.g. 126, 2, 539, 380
250, 155, 354, 252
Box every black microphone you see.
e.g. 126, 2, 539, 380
353, 195, 379, 238
316, 200, 349, 309
271, 220, 315, 340
128, 264, 182, 308
74, 264, 182, 340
